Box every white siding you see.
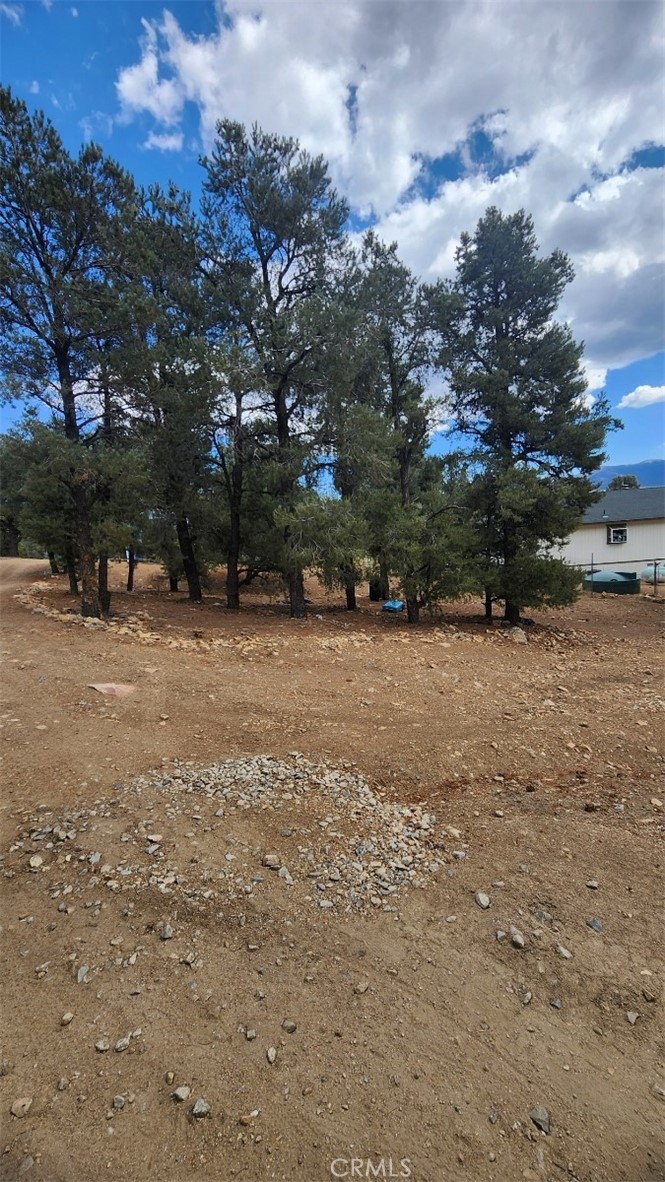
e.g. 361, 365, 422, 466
558, 518, 665, 572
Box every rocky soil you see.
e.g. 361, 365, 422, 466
0, 560, 663, 1182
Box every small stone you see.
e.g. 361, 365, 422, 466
173, 1086, 191, 1102
557, 945, 572, 959
528, 1105, 550, 1134
61, 1012, 74, 1026
496, 930, 507, 941
586, 917, 602, 933
57, 1078, 69, 1091
510, 926, 525, 949
550, 998, 562, 1010
112, 1095, 125, 1110
28, 855, 43, 870
262, 853, 280, 869
266, 1046, 277, 1064
523, 992, 532, 1005
626, 1011, 639, 1025
475, 891, 490, 909
354, 979, 370, 995
192, 1098, 210, 1118
282, 1019, 297, 1033
114, 1035, 131, 1052
586, 879, 599, 890
76, 965, 90, 984
165, 1072, 175, 1085
19, 1157, 34, 1175
11, 1097, 33, 1119
159, 922, 173, 940
95, 1040, 110, 1053
651, 1084, 665, 1101
246, 1029, 257, 1041
643, 988, 657, 1003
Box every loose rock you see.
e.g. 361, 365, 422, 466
11, 1098, 33, 1119
528, 1105, 550, 1134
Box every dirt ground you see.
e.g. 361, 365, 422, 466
0, 558, 663, 1182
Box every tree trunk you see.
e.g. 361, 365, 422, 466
484, 587, 493, 619
504, 600, 520, 625
169, 575, 179, 592
79, 549, 99, 617
288, 569, 306, 619
65, 542, 79, 596
406, 597, 420, 624
368, 577, 382, 602
126, 549, 136, 593
176, 515, 202, 602
58, 345, 101, 617
47, 551, 60, 576
501, 517, 520, 627
378, 560, 390, 600
75, 490, 100, 618
345, 581, 357, 611
98, 552, 111, 616
226, 502, 241, 610
0, 519, 21, 556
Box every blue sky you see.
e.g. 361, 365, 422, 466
1, 0, 664, 465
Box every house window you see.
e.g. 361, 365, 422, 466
607, 523, 627, 544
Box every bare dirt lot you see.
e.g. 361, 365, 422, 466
1, 558, 663, 1182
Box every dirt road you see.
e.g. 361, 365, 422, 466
1, 560, 663, 1182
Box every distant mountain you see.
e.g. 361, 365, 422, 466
595, 460, 665, 488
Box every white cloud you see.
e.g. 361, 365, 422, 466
29, 80, 40, 95
116, 18, 183, 126
79, 111, 114, 142
143, 129, 184, 152
71, 6, 78, 15
41, 0, 52, 9
114, 1, 664, 379
582, 364, 607, 394
0, 3, 22, 25
618, 384, 665, 409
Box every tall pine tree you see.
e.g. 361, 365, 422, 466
436, 207, 618, 623
0, 87, 137, 616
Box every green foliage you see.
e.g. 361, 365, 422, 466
607, 474, 639, 490
0, 95, 617, 623
437, 206, 619, 620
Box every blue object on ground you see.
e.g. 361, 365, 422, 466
382, 599, 405, 613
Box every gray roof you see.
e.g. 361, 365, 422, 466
582, 486, 665, 524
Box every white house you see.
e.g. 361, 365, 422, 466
558, 486, 665, 574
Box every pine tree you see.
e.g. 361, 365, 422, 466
202, 122, 349, 617
436, 207, 619, 623
116, 184, 217, 602
0, 87, 137, 615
